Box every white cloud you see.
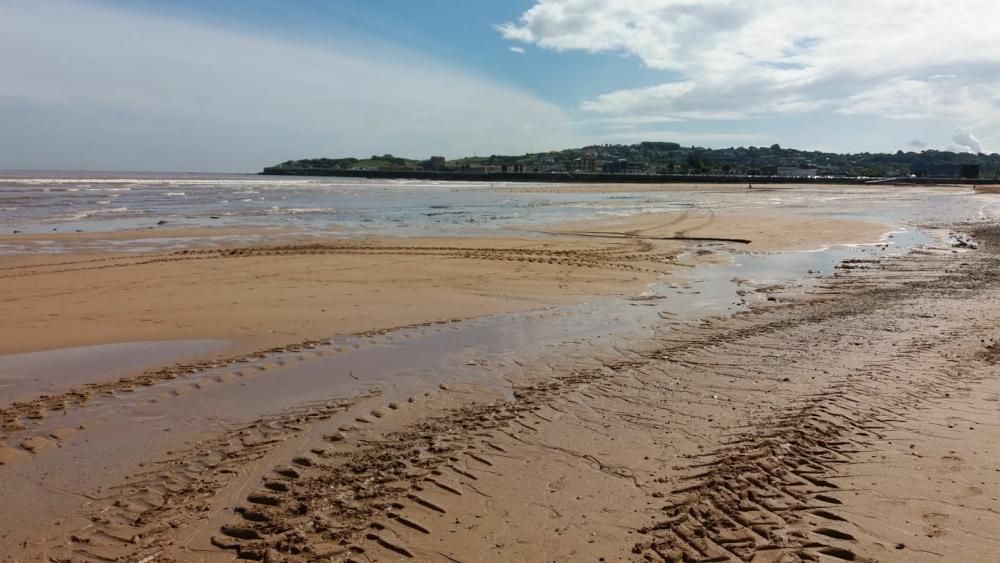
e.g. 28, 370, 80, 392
602, 130, 764, 145
952, 126, 984, 153
838, 77, 1000, 121
509, 46, 526, 54
0, 1, 578, 171
500, 0, 1000, 128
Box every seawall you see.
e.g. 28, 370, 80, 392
260, 167, 998, 185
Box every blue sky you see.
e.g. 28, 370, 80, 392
101, 0, 676, 115
107, 0, 668, 107
2, 0, 998, 171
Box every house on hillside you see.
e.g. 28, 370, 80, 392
570, 156, 600, 172
777, 166, 818, 177
603, 159, 648, 174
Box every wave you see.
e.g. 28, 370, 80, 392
62, 206, 131, 220
272, 207, 339, 214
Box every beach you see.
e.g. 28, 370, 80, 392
0, 209, 885, 357
1, 177, 999, 562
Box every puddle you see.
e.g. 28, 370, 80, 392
653, 228, 934, 319
12, 304, 646, 432
0, 306, 642, 504
0, 340, 228, 408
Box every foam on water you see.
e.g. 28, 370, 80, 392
0, 172, 992, 249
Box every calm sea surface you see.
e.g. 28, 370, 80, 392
2, 170, 997, 242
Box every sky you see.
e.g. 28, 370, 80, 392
2, 0, 1000, 171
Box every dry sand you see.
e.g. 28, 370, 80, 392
3, 207, 1000, 562
545, 210, 888, 251
0, 210, 886, 356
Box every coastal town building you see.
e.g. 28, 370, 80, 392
776, 166, 819, 177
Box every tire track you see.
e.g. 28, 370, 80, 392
40, 395, 368, 562
207, 372, 607, 561
0, 240, 680, 281
633, 339, 979, 562
14, 226, 999, 562
202, 235, 995, 562
631, 227, 1000, 562
0, 320, 460, 436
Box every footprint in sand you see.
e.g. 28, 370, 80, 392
940, 454, 964, 472
921, 512, 949, 538
963, 485, 984, 497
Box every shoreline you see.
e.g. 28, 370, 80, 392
0, 209, 889, 356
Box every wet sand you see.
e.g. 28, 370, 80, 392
0, 209, 887, 356
494, 181, 970, 195
2, 204, 1000, 562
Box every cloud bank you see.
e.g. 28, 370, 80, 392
0, 1, 577, 171
500, 0, 1000, 142
952, 126, 984, 153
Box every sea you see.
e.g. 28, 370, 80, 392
2, 170, 998, 254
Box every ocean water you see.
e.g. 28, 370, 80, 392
1, 171, 997, 246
